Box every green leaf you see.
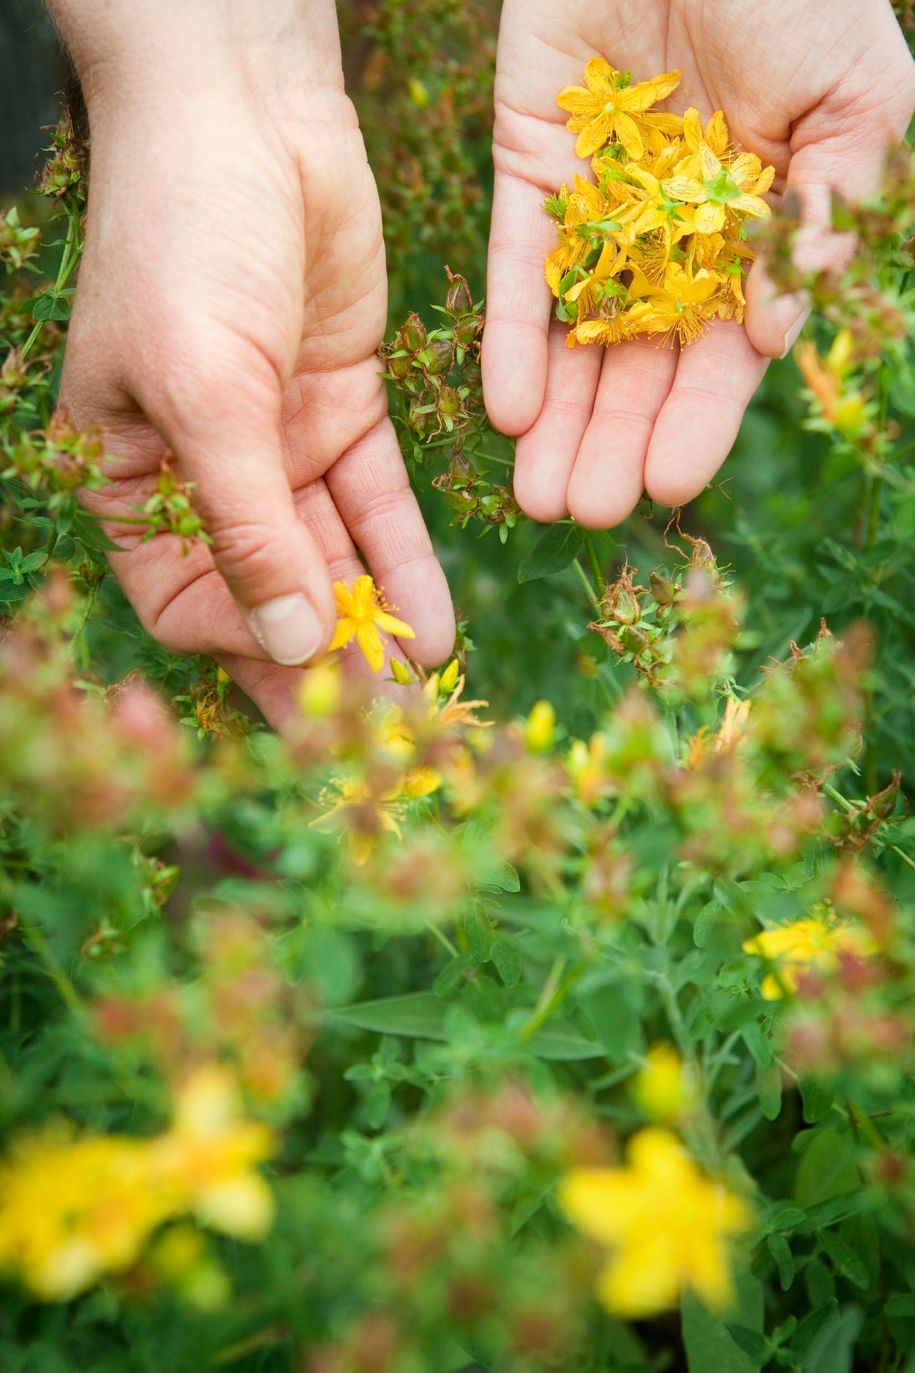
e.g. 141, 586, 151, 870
756, 1065, 782, 1120
330, 992, 448, 1039
528, 1025, 606, 1061
885, 1293, 915, 1317
71, 507, 125, 554
799, 1076, 834, 1124
800, 1306, 862, 1373
767, 1234, 796, 1292
517, 522, 584, 583
464, 907, 494, 961
31, 291, 72, 322
491, 938, 522, 988
793, 1127, 859, 1208
682, 1296, 762, 1373
818, 1232, 870, 1292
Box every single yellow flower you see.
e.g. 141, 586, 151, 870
330, 575, 415, 674
627, 262, 723, 346
557, 58, 681, 160
662, 107, 774, 235
632, 1043, 697, 1122
151, 1063, 275, 1240
743, 911, 874, 999
0, 1133, 167, 1301
560, 1128, 752, 1318
524, 699, 556, 752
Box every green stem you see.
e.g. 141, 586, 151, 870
426, 920, 459, 959
572, 557, 599, 608
583, 531, 604, 595
19, 208, 82, 365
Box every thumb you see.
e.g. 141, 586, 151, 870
147, 361, 337, 667
745, 76, 915, 359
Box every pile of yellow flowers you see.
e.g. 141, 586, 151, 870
0, 1063, 274, 1302
546, 58, 775, 347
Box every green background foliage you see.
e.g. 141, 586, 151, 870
1, 4, 915, 1372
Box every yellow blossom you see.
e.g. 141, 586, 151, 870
546, 61, 775, 350
0, 1062, 274, 1303
524, 699, 556, 752
0, 1132, 167, 1301
557, 58, 681, 160
330, 575, 415, 674
743, 910, 874, 999
560, 1128, 753, 1317
632, 1043, 697, 1122
151, 1063, 275, 1240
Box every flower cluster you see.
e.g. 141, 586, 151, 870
546, 59, 775, 346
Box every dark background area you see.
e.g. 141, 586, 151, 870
0, 0, 65, 194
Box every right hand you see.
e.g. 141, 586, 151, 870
54, 0, 455, 726
484, 0, 914, 529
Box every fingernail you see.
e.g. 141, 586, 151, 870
781, 310, 807, 358
248, 594, 324, 666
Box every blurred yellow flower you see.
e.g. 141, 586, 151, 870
0, 1133, 167, 1301
152, 1063, 275, 1240
560, 1128, 752, 1317
632, 1043, 697, 1121
330, 575, 415, 674
0, 1062, 274, 1302
743, 911, 874, 999
557, 58, 681, 160
524, 699, 556, 752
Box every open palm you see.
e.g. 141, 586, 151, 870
484, 0, 915, 528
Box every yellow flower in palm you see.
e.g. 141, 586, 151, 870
561, 1128, 753, 1317
627, 261, 723, 345
743, 911, 874, 999
0, 1133, 167, 1301
557, 58, 681, 160
545, 175, 623, 296
151, 1064, 275, 1240
662, 107, 774, 235
330, 575, 415, 674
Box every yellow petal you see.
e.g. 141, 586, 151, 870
731, 193, 771, 218
622, 69, 681, 113
195, 1176, 275, 1241
662, 176, 706, 204
613, 111, 644, 161
374, 609, 416, 640
583, 56, 614, 93
329, 617, 356, 653
356, 623, 385, 673
351, 575, 376, 620
683, 108, 703, 153
705, 110, 730, 156
693, 201, 727, 235
557, 84, 599, 117
575, 113, 614, 159
332, 579, 355, 616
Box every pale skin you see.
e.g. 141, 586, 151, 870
49, 1, 914, 727
49, 0, 455, 729
485, 0, 915, 526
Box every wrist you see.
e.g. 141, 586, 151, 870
48, 1, 344, 113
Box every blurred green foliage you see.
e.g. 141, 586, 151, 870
0, 5, 914, 1372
